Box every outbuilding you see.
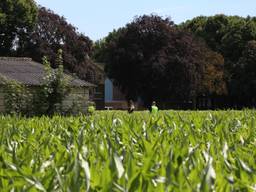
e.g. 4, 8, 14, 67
0, 57, 94, 113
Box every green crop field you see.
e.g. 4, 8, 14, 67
0, 110, 256, 191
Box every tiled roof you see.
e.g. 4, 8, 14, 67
0, 57, 95, 87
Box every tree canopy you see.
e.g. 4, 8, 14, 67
0, 0, 38, 55
180, 15, 256, 63
92, 29, 124, 63
22, 7, 93, 80
230, 40, 256, 106
100, 15, 226, 106
181, 15, 256, 107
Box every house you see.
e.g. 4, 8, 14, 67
85, 62, 105, 109
104, 77, 128, 110
0, 57, 95, 113
89, 62, 128, 110
87, 62, 145, 110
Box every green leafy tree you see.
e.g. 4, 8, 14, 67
230, 40, 256, 106
92, 29, 124, 63
0, 0, 38, 55
181, 15, 256, 107
180, 15, 256, 63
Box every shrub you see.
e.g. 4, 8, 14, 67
2, 49, 72, 116
1, 75, 33, 115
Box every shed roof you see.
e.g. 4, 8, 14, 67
0, 57, 95, 87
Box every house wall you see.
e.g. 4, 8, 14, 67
0, 86, 5, 112
104, 78, 126, 101
113, 86, 126, 100
62, 87, 90, 113
86, 63, 105, 110
104, 78, 129, 109
93, 84, 105, 109
0, 86, 90, 113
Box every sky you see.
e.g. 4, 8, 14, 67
35, 0, 256, 41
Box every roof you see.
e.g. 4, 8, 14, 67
0, 57, 95, 87
91, 62, 105, 73
89, 61, 105, 75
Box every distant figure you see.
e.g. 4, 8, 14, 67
128, 100, 135, 113
87, 102, 96, 115
151, 101, 158, 114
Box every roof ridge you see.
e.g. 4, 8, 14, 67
90, 62, 104, 72
0, 57, 32, 62
0, 57, 95, 87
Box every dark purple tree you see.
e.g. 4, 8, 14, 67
21, 7, 93, 79
102, 15, 226, 106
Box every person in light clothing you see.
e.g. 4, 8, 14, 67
151, 101, 158, 114
87, 102, 95, 115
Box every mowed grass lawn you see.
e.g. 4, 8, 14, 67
0, 110, 255, 191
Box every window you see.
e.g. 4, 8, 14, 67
86, 68, 96, 83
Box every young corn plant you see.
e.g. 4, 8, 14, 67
0, 110, 255, 191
